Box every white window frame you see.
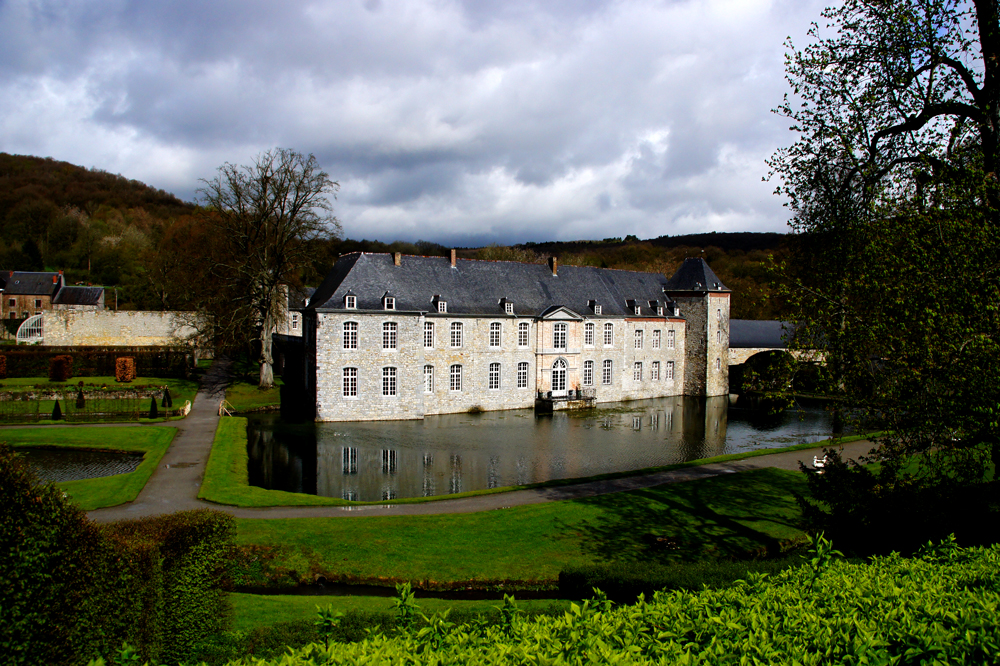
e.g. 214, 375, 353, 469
343, 322, 358, 350
345, 295, 357, 309
634, 329, 643, 349
438, 300, 447, 313
667, 329, 675, 350
594, 305, 602, 315
634, 362, 643, 382
604, 323, 614, 347
343, 367, 358, 398
382, 322, 397, 350
651, 361, 660, 381
666, 361, 674, 380
584, 322, 594, 347
382, 366, 397, 396
504, 302, 514, 315
489, 322, 502, 348
450, 364, 462, 391
602, 359, 613, 385
488, 362, 501, 390
652, 330, 660, 349
423, 365, 434, 393
634, 306, 641, 316
384, 296, 395, 310
553, 323, 567, 349
517, 361, 529, 388
518, 321, 529, 347
450, 322, 463, 348
291, 313, 299, 330
583, 360, 594, 386
424, 321, 434, 348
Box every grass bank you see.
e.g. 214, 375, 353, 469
225, 377, 283, 413
234, 465, 809, 587
202, 416, 871, 508
2, 426, 176, 509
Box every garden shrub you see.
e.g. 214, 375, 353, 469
1, 347, 191, 379
115, 356, 136, 383
0, 448, 236, 666
196, 539, 1000, 665
49, 354, 74, 381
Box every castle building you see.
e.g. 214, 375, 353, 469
296, 252, 729, 422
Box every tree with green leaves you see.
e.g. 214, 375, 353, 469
768, 0, 1000, 546
198, 148, 340, 387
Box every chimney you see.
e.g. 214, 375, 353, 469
548, 256, 558, 276
450, 249, 457, 268
52, 275, 58, 284
393, 252, 402, 266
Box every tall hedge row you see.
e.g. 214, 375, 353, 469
0, 347, 192, 379
0, 444, 234, 665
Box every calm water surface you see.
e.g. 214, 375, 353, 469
19, 447, 144, 482
248, 396, 836, 502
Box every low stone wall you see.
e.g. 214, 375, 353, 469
42, 310, 199, 347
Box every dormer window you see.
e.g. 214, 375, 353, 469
438, 300, 447, 313
657, 306, 664, 316
384, 296, 395, 310
504, 301, 514, 315
634, 306, 641, 316
345, 295, 357, 309
594, 305, 602, 315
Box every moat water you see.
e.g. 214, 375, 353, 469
247, 396, 837, 501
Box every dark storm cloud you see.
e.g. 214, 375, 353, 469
0, 0, 826, 244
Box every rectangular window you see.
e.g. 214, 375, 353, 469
343, 322, 358, 350
345, 295, 356, 309
651, 361, 660, 380
553, 323, 567, 349
666, 361, 675, 380
423, 365, 434, 393
667, 329, 675, 349
602, 360, 613, 385
450, 364, 462, 391
584, 323, 594, 346
634, 306, 641, 316
34, 299, 42, 308
517, 362, 529, 388
652, 330, 660, 349
717, 329, 722, 344
450, 322, 463, 348
343, 367, 358, 397
657, 306, 664, 316
438, 301, 447, 313
504, 302, 514, 314
716, 357, 722, 371
291, 313, 299, 330
384, 297, 395, 310
634, 362, 643, 382
382, 367, 397, 396
490, 322, 502, 348
489, 362, 501, 390
518, 322, 529, 347
424, 322, 434, 348
634, 330, 643, 349
583, 360, 594, 386
7, 298, 14, 308
594, 305, 602, 315
342, 447, 358, 474
604, 323, 614, 346
718, 308, 722, 322
382, 322, 397, 350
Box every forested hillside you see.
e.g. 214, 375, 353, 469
0, 153, 789, 318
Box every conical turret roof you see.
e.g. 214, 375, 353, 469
663, 258, 729, 293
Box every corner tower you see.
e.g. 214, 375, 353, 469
664, 258, 730, 396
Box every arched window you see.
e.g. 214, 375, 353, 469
583, 360, 594, 386
602, 359, 613, 385
343, 322, 358, 349
450, 364, 463, 391
489, 362, 501, 390
517, 362, 529, 388
584, 322, 595, 346
603, 323, 614, 346
518, 322, 529, 347
343, 367, 358, 397
551, 358, 567, 392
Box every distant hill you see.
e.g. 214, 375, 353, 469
517, 231, 787, 256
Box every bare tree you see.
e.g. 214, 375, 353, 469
198, 149, 340, 387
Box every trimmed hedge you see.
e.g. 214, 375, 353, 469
0, 443, 235, 665
558, 556, 806, 602
1, 346, 192, 379
182, 539, 1000, 665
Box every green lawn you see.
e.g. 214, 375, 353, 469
225, 377, 283, 413
235, 466, 810, 586
229, 592, 570, 633
2, 426, 177, 509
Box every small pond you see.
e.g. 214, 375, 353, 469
248, 396, 838, 502
18, 447, 145, 482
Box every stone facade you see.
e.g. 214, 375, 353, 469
41, 310, 199, 347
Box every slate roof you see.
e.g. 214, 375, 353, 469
53, 286, 104, 306
3, 271, 62, 296
309, 253, 680, 317
663, 257, 730, 292
0, 270, 9, 290
730, 320, 792, 348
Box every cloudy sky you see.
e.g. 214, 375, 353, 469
0, 0, 825, 245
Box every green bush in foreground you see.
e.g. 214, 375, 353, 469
156, 537, 999, 666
